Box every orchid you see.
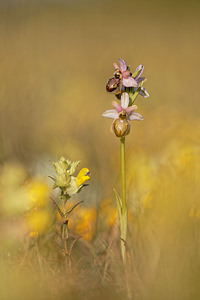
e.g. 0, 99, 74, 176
107, 58, 149, 98
103, 57, 149, 264
102, 92, 143, 138
102, 92, 143, 121
113, 58, 138, 88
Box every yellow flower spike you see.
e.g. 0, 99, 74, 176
76, 168, 90, 187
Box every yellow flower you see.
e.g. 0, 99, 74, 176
52, 157, 90, 196
76, 168, 90, 187
73, 208, 96, 241
26, 209, 51, 237
27, 179, 50, 208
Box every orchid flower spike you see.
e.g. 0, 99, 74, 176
102, 92, 143, 138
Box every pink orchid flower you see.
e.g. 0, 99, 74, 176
113, 58, 139, 88
113, 58, 149, 97
102, 92, 143, 121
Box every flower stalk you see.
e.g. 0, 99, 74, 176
120, 136, 127, 263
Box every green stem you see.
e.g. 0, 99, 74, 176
120, 137, 127, 263
129, 82, 144, 106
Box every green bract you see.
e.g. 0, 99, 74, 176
53, 156, 80, 176
54, 173, 70, 188
52, 157, 81, 197
63, 176, 79, 195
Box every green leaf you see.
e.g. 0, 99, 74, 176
113, 188, 122, 217
65, 201, 83, 218
50, 197, 65, 220
77, 184, 89, 193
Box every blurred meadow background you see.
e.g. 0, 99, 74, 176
0, 0, 200, 299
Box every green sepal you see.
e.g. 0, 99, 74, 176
132, 65, 143, 79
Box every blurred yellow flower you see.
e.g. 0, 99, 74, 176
27, 179, 50, 208
72, 208, 97, 241
24, 179, 52, 237
26, 209, 51, 237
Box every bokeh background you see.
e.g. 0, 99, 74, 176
0, 0, 200, 299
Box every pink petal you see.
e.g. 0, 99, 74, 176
129, 112, 144, 121
125, 105, 137, 115
121, 92, 129, 109
123, 77, 139, 88
102, 109, 118, 119
122, 70, 131, 79
113, 63, 120, 70
118, 58, 127, 72
112, 101, 123, 113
